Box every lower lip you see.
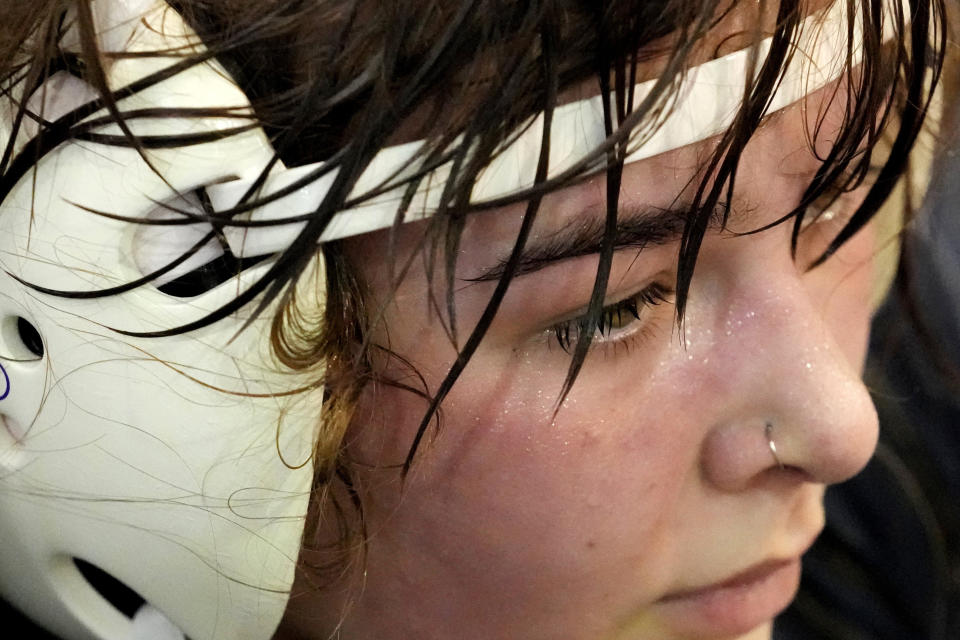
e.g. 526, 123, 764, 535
655, 558, 801, 638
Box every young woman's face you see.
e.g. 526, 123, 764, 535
281, 77, 884, 639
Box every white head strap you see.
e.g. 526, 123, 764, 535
202, 0, 896, 261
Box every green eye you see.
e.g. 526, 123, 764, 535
552, 283, 673, 353
599, 296, 643, 332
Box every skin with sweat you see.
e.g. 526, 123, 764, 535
279, 79, 881, 640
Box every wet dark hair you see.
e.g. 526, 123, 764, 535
0, 0, 947, 579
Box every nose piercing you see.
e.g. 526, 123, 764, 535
765, 421, 784, 470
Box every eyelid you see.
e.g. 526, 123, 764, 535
549, 282, 674, 354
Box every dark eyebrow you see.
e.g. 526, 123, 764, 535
467, 201, 729, 282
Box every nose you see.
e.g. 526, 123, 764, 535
698, 257, 879, 492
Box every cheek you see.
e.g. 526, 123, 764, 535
346, 341, 700, 595
353, 347, 692, 520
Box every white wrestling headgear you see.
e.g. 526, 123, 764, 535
0, 1, 895, 639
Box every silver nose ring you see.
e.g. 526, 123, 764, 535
765, 421, 784, 470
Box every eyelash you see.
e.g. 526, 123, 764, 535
544, 173, 868, 356
551, 282, 674, 354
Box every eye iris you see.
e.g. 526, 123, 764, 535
600, 298, 641, 333
551, 283, 672, 353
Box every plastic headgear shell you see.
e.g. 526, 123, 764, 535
205, 0, 892, 260
0, 1, 902, 639
0, 2, 319, 640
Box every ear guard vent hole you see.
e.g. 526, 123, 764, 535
0, 316, 44, 361
16, 318, 43, 358
72, 558, 145, 619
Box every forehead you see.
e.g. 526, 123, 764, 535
348, 96, 819, 282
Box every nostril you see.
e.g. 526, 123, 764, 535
17, 317, 43, 358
